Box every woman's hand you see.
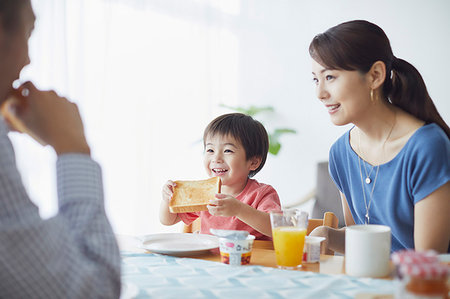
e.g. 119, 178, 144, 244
309, 226, 330, 254
310, 226, 346, 255
207, 193, 244, 217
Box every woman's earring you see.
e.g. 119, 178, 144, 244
370, 89, 374, 102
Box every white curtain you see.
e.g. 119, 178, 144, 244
16, 0, 241, 235
13, 0, 450, 236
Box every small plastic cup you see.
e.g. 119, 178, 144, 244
303, 236, 325, 263
218, 235, 255, 265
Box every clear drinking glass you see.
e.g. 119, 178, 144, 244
270, 209, 308, 269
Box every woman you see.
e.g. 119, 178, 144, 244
310, 20, 449, 253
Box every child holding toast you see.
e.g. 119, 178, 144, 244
159, 113, 281, 240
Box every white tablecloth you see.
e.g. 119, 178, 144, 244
121, 252, 395, 299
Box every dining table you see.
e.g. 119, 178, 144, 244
117, 234, 396, 299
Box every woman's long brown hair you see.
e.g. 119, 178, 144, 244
309, 20, 450, 139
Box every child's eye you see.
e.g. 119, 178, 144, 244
206, 149, 214, 153
224, 149, 233, 153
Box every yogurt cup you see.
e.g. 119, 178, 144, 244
303, 236, 325, 263
218, 235, 255, 265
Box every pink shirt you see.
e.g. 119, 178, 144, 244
178, 179, 281, 240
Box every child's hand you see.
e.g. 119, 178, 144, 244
160, 180, 181, 225
162, 180, 176, 203
207, 193, 244, 217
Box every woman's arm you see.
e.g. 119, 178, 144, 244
341, 191, 356, 227
414, 182, 450, 253
329, 192, 355, 253
310, 192, 353, 254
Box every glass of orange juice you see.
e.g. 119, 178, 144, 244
270, 209, 308, 269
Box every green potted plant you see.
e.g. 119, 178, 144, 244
220, 104, 296, 155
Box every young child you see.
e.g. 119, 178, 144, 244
159, 113, 281, 240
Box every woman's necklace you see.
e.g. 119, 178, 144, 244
357, 112, 396, 224
363, 162, 375, 184
357, 155, 379, 224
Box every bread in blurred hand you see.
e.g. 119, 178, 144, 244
169, 177, 221, 213
1, 93, 27, 133
1, 91, 46, 145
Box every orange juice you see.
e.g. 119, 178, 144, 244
272, 227, 307, 268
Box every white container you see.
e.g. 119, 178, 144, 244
218, 235, 255, 265
303, 236, 325, 263
345, 224, 391, 277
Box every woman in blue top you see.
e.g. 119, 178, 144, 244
310, 20, 450, 253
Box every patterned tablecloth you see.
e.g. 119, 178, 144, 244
120, 252, 395, 299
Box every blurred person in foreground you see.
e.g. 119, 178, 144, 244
310, 20, 449, 254
0, 0, 121, 297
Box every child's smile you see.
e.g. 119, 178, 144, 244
204, 133, 259, 196
212, 168, 228, 175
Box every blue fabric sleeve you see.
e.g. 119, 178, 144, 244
408, 126, 450, 203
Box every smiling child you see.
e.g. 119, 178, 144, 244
159, 113, 281, 240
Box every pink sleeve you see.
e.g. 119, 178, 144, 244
177, 212, 200, 225
254, 185, 281, 212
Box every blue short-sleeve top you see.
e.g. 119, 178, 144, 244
329, 123, 450, 252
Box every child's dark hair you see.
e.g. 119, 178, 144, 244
203, 113, 269, 178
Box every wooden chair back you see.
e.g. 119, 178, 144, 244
183, 217, 201, 234
185, 212, 338, 235
307, 211, 339, 235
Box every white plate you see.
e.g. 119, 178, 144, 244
138, 233, 219, 256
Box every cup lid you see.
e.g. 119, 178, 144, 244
391, 249, 438, 265
399, 263, 449, 279
210, 228, 249, 240
305, 236, 326, 244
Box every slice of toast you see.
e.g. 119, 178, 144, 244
1, 92, 46, 145
169, 177, 221, 213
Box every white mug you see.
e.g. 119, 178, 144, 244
345, 224, 391, 277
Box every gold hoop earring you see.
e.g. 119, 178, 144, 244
370, 89, 374, 102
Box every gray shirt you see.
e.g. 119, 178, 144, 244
0, 117, 121, 298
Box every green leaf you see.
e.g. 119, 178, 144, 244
218, 104, 297, 156
269, 128, 296, 142
245, 105, 274, 116
219, 104, 274, 116
273, 128, 296, 135
269, 141, 281, 155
